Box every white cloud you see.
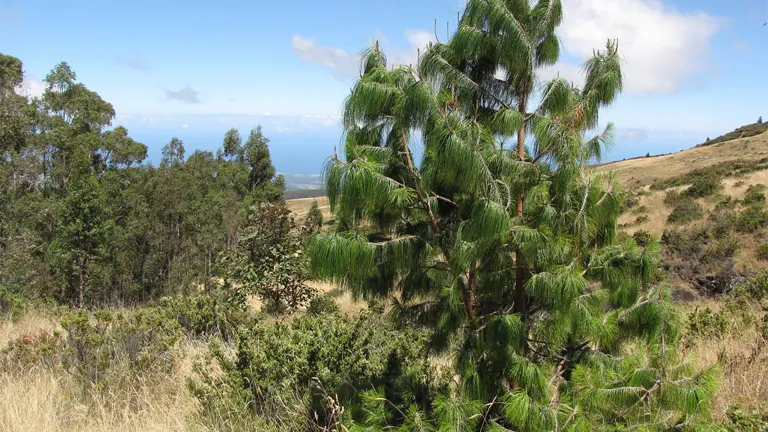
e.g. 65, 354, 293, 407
291, 35, 359, 77
290, 29, 435, 77
553, 0, 723, 93
15, 75, 45, 98
182, 124, 189, 129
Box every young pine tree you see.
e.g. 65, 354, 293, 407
308, 1, 719, 430
305, 200, 324, 231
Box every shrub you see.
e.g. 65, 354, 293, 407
667, 199, 704, 224
734, 180, 747, 188
735, 206, 768, 233
743, 184, 766, 207
724, 406, 768, 431
701, 237, 740, 263
684, 174, 721, 198
686, 307, 729, 340
731, 272, 768, 301
307, 293, 341, 316
156, 291, 250, 340
632, 230, 653, 247
631, 205, 648, 215
663, 190, 683, 206
188, 311, 440, 430
710, 210, 738, 238
634, 214, 649, 224
60, 308, 181, 394
1, 329, 63, 371
757, 243, 768, 261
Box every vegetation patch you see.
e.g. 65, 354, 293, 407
667, 199, 704, 224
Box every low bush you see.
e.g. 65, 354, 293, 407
757, 243, 768, 261
701, 236, 740, 263
156, 291, 250, 340
724, 406, 768, 432
686, 307, 729, 340
1, 329, 63, 371
307, 293, 341, 316
664, 190, 683, 206
188, 310, 440, 430
634, 214, 649, 224
60, 308, 182, 395
743, 184, 767, 207
633, 230, 653, 247
684, 174, 722, 198
735, 206, 768, 233
667, 199, 704, 224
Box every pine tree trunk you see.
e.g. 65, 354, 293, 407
77, 256, 88, 309
514, 95, 528, 320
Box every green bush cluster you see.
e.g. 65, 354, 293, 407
686, 307, 730, 340
742, 184, 766, 206
757, 243, 768, 260
60, 309, 182, 393
667, 199, 704, 224
723, 406, 768, 432
685, 174, 722, 198
651, 158, 768, 191
188, 310, 439, 430
734, 206, 768, 233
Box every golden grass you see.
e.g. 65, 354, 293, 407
0, 310, 209, 432
597, 130, 768, 190
680, 301, 768, 419
285, 196, 332, 221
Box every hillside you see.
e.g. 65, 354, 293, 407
601, 127, 768, 297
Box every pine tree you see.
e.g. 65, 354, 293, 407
305, 200, 323, 231
308, 0, 719, 429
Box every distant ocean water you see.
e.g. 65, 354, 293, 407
129, 129, 703, 178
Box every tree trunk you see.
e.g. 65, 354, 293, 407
464, 271, 477, 320
514, 95, 528, 320
77, 256, 88, 309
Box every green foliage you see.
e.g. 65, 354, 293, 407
305, 199, 324, 231
155, 291, 250, 340
306, 1, 719, 429
1, 328, 63, 371
735, 205, 768, 233
632, 230, 653, 247
667, 199, 704, 224
60, 309, 181, 393
652, 158, 768, 190
723, 406, 768, 431
685, 174, 722, 198
664, 189, 684, 206
757, 243, 768, 261
686, 307, 729, 340
307, 292, 341, 316
0, 51, 288, 307
220, 202, 315, 314
742, 184, 766, 207
189, 311, 438, 430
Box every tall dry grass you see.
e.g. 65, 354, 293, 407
0, 310, 210, 432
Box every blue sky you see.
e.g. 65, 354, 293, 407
2, 0, 767, 174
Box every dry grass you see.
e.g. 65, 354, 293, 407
680, 300, 768, 420
286, 196, 332, 220
0, 310, 209, 432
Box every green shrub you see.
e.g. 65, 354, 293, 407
757, 243, 768, 261
0, 285, 28, 318
634, 214, 649, 224
307, 293, 341, 316
60, 308, 181, 394
632, 230, 653, 247
156, 291, 250, 340
710, 210, 738, 239
733, 180, 746, 188
701, 237, 740, 263
188, 311, 440, 430
663, 190, 683, 206
724, 406, 768, 431
731, 272, 768, 301
667, 199, 704, 224
684, 174, 721, 198
1, 329, 63, 371
735, 206, 768, 233
743, 184, 766, 207
686, 307, 729, 340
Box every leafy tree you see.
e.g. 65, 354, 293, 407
243, 126, 275, 191
49, 157, 113, 307
304, 200, 323, 231
759, 116, 763, 124
309, 1, 718, 429
222, 202, 315, 314
222, 127, 243, 161
161, 137, 185, 168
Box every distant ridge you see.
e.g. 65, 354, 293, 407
695, 121, 767, 148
